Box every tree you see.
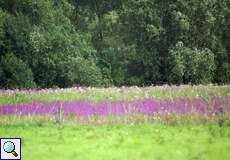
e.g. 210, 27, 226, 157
120, 0, 163, 84
169, 42, 215, 84
0, 53, 36, 89
0, 0, 229, 88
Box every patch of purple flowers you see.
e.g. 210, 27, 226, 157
0, 97, 229, 118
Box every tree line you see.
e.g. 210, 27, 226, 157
0, 0, 229, 88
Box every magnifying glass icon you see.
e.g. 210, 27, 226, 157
3, 141, 18, 157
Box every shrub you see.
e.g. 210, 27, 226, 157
32, 55, 104, 88
125, 76, 144, 86
169, 42, 215, 84
0, 53, 36, 89
71, 57, 104, 87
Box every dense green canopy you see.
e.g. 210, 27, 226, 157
0, 0, 229, 88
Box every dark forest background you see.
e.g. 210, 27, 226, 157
0, 0, 230, 88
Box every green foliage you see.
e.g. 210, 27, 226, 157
125, 76, 144, 86
215, 47, 230, 84
70, 57, 104, 87
3, 13, 32, 57
169, 42, 215, 84
0, 0, 230, 88
28, 25, 98, 87
99, 47, 127, 86
0, 9, 7, 53
0, 53, 36, 89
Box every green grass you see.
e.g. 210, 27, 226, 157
1, 86, 230, 159
0, 85, 230, 105
0, 122, 230, 160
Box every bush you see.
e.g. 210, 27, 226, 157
99, 47, 127, 86
0, 53, 36, 89
71, 57, 104, 87
32, 56, 104, 88
125, 76, 144, 86
169, 42, 215, 84
31, 54, 59, 88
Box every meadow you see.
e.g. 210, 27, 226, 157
0, 85, 230, 160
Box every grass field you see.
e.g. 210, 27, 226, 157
1, 122, 230, 160
0, 86, 230, 160
1, 85, 230, 105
